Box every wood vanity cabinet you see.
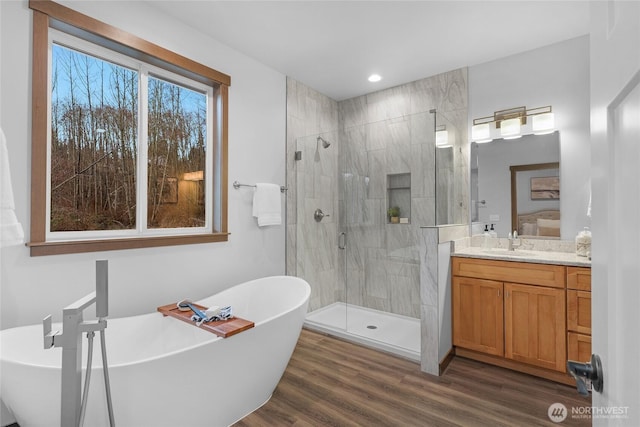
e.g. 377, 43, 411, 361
567, 267, 592, 362
452, 257, 570, 382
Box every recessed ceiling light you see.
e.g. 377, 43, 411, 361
368, 74, 382, 82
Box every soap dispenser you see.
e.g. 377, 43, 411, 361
482, 225, 490, 249
489, 224, 498, 238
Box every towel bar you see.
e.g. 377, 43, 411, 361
233, 181, 287, 193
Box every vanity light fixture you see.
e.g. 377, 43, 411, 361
368, 74, 382, 82
471, 105, 554, 143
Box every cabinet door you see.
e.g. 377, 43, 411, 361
567, 290, 592, 334
505, 283, 566, 372
453, 277, 504, 356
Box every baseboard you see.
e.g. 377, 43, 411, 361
455, 347, 576, 387
439, 348, 455, 375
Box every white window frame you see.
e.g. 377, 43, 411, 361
46, 29, 214, 243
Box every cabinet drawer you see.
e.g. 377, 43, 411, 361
452, 257, 566, 288
567, 290, 591, 334
567, 267, 591, 291
568, 332, 592, 363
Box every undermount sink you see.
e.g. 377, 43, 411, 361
484, 249, 536, 257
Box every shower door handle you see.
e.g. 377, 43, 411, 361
338, 232, 346, 250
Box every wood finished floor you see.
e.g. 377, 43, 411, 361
234, 329, 591, 427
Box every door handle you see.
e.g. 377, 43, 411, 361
567, 354, 603, 396
338, 232, 346, 250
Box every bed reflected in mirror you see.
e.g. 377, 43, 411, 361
510, 162, 560, 238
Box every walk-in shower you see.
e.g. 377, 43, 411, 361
286, 72, 467, 364
294, 110, 439, 361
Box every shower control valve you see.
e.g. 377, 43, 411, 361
314, 208, 329, 222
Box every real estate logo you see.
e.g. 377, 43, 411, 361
548, 402, 568, 423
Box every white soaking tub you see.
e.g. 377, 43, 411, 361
0, 276, 310, 427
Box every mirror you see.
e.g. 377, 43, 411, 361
470, 131, 560, 238
435, 111, 468, 226
510, 162, 560, 238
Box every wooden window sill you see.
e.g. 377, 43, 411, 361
27, 233, 230, 256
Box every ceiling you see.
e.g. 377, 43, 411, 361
146, 1, 590, 101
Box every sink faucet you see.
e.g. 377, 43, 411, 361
508, 231, 521, 251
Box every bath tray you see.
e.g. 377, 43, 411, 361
157, 303, 254, 338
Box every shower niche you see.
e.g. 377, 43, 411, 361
387, 173, 411, 224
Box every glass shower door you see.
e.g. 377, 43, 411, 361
295, 132, 346, 331
340, 115, 425, 359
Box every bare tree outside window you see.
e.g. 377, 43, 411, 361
51, 43, 138, 231
147, 76, 207, 229
29, 2, 230, 256
50, 44, 208, 233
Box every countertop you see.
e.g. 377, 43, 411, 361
452, 246, 591, 267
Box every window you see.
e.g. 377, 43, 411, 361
29, 0, 230, 256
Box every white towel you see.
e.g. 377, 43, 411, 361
252, 183, 282, 227
0, 128, 24, 247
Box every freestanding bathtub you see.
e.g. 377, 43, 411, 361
0, 275, 310, 427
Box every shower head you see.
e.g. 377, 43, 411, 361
317, 136, 331, 149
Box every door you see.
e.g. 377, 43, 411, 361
452, 277, 504, 356
593, 69, 640, 422
504, 282, 566, 372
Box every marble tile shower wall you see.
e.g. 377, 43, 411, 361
286, 69, 468, 317
338, 68, 468, 319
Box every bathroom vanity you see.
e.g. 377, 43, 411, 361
451, 248, 591, 386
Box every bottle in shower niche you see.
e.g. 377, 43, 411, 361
575, 227, 592, 257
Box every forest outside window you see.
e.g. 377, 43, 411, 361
29, 1, 230, 256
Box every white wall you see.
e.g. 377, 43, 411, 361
469, 36, 590, 239
0, 0, 286, 331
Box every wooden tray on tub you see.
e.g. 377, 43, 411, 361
157, 302, 254, 338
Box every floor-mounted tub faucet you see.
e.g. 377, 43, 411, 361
43, 260, 115, 427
